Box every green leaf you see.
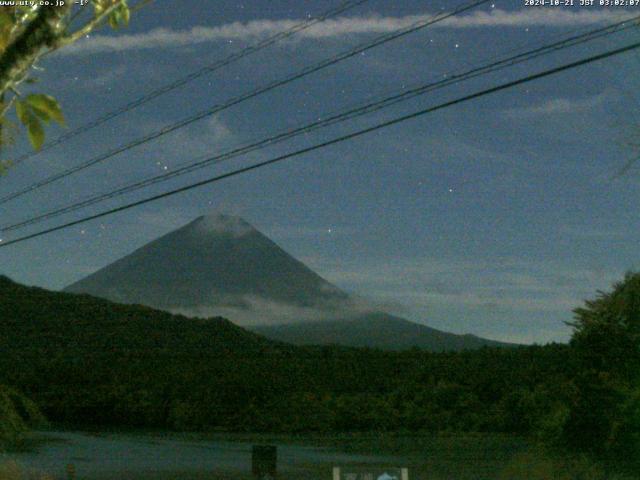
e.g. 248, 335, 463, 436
16, 101, 45, 150
109, 1, 130, 29
26, 114, 44, 150
94, 3, 104, 15
120, 4, 130, 25
25, 94, 64, 125
30, 107, 50, 125
15, 99, 28, 125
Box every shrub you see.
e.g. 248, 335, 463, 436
0, 386, 45, 452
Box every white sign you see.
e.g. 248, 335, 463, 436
333, 467, 409, 480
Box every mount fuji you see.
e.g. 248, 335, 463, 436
65, 214, 510, 351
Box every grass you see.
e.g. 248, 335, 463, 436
0, 461, 54, 480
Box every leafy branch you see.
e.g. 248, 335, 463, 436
15, 94, 64, 150
0, 0, 146, 161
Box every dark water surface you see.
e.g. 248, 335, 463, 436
1, 431, 405, 479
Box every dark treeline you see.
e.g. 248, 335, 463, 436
0, 273, 638, 473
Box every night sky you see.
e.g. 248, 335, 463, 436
1, 0, 640, 344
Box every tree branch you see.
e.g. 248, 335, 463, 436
0, 5, 71, 97
58, 0, 125, 47
7, 5, 42, 46
0, 95, 15, 119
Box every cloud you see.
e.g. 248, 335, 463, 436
504, 92, 612, 118
267, 224, 357, 240
60, 9, 630, 56
138, 210, 254, 238
559, 225, 629, 240
195, 213, 254, 237
436, 8, 628, 28
308, 256, 621, 317
130, 114, 236, 172
170, 293, 378, 326
79, 64, 128, 90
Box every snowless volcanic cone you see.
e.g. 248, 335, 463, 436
65, 213, 510, 351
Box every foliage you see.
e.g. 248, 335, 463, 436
0, 385, 45, 452
558, 272, 640, 467
0, 460, 54, 480
570, 272, 640, 382
0, 0, 135, 158
0, 275, 571, 436
14, 94, 64, 150
1, 274, 640, 477
498, 450, 608, 480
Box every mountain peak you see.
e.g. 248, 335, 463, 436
63, 213, 510, 350
190, 212, 254, 238
65, 213, 346, 317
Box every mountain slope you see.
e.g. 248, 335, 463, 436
65, 214, 347, 314
251, 313, 509, 351
64, 213, 511, 351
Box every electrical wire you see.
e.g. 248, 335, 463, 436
2, 15, 636, 233
0, 0, 492, 205
2, 39, 638, 248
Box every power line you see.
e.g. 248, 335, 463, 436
2, 16, 636, 233
1, 22, 634, 232
0, 0, 492, 206
11, 0, 371, 165
1, 40, 638, 249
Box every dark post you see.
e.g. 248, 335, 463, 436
252, 444, 277, 479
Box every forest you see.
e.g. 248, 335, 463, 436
0, 273, 638, 476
